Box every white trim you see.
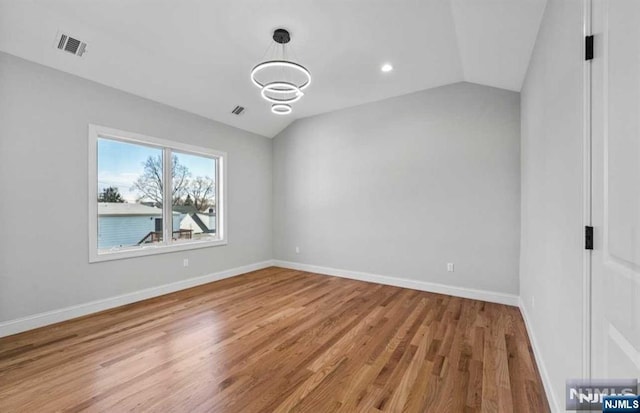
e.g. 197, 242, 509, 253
582, 0, 593, 382
217, 154, 226, 244
89, 124, 228, 158
519, 298, 561, 413
88, 124, 228, 263
162, 145, 173, 249
0, 260, 273, 338
272, 260, 519, 306
88, 123, 99, 260
89, 239, 230, 263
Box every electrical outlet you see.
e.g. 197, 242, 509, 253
295, 246, 300, 254
183, 258, 189, 267
447, 263, 454, 272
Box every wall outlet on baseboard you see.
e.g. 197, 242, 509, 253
183, 258, 189, 267
447, 263, 454, 272
295, 246, 300, 254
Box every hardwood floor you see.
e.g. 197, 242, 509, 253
0, 267, 549, 412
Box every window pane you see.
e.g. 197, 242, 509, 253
171, 151, 217, 243
97, 138, 164, 251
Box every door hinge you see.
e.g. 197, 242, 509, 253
585, 226, 594, 250
585, 35, 594, 61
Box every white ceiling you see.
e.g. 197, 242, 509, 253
0, 0, 546, 137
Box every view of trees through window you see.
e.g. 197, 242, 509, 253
96, 137, 217, 251
171, 151, 217, 244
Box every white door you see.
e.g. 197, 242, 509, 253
591, 0, 640, 380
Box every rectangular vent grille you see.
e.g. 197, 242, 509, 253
231, 106, 245, 115
56, 33, 87, 56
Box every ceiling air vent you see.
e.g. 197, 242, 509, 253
231, 105, 245, 115
56, 33, 87, 56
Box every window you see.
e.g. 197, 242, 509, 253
89, 125, 226, 262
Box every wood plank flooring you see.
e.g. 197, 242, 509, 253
0, 267, 549, 412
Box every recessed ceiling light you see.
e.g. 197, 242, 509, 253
381, 63, 393, 72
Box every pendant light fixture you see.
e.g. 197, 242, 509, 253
251, 28, 311, 115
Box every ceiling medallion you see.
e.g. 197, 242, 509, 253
251, 28, 311, 115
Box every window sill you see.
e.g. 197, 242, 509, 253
89, 239, 227, 263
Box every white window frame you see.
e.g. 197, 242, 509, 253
88, 124, 227, 263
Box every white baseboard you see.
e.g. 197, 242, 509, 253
0, 260, 274, 338
518, 297, 560, 413
272, 260, 519, 306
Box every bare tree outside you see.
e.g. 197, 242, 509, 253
132, 155, 215, 210
131, 154, 190, 206
187, 176, 215, 211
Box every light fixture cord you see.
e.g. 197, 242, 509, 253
260, 40, 274, 61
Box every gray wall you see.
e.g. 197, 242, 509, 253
273, 82, 521, 295
0, 52, 273, 322
520, 0, 586, 410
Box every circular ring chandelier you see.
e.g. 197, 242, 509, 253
271, 104, 292, 115
251, 61, 312, 90
251, 28, 311, 115
260, 82, 304, 104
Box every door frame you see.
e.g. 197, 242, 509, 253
582, 0, 593, 382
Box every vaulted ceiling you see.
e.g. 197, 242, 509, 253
0, 0, 546, 137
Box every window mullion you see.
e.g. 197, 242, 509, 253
163, 148, 173, 246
